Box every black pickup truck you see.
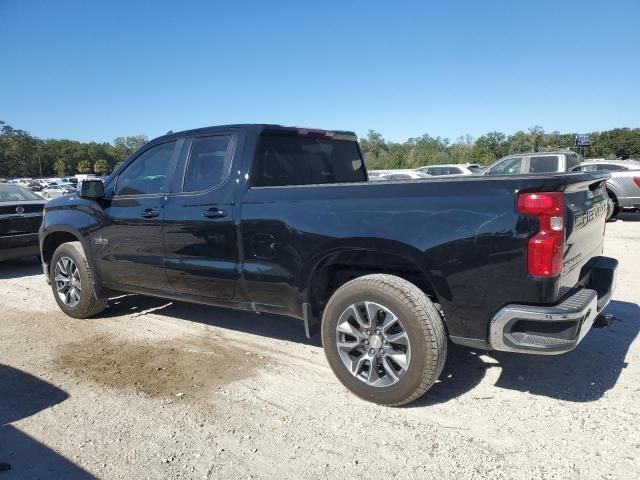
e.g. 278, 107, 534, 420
39, 124, 617, 406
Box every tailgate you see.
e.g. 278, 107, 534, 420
560, 173, 609, 290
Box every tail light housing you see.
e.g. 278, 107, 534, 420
518, 192, 565, 278
633, 177, 640, 188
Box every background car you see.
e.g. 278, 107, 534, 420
417, 163, 484, 176
41, 184, 67, 199
571, 160, 640, 218
484, 151, 581, 175
369, 169, 431, 181
58, 182, 77, 194
28, 181, 44, 192
0, 184, 46, 261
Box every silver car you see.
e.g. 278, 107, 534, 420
571, 160, 640, 217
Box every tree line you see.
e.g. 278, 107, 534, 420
360, 126, 640, 170
1, 120, 639, 178
0, 120, 148, 178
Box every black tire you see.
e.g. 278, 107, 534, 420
50, 241, 107, 318
321, 274, 447, 406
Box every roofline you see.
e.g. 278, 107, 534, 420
150, 124, 358, 144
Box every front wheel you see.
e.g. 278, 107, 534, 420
50, 241, 107, 318
321, 274, 447, 406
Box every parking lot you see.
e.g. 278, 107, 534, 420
1, 213, 638, 479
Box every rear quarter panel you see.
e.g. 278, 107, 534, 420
240, 175, 580, 340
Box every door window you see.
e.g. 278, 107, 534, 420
182, 136, 232, 192
571, 164, 597, 172
487, 157, 523, 175
115, 141, 177, 196
596, 164, 625, 171
529, 156, 559, 173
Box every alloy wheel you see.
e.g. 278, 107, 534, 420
335, 301, 411, 387
54, 256, 82, 307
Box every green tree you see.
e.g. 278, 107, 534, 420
93, 158, 111, 175
53, 158, 69, 176
77, 160, 93, 174
112, 135, 148, 165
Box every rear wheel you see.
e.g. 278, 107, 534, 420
50, 241, 107, 318
321, 274, 447, 406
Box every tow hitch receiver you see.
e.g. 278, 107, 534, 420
593, 313, 615, 328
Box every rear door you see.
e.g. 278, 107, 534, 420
163, 133, 239, 299
93, 139, 182, 291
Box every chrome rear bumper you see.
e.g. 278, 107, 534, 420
489, 257, 617, 355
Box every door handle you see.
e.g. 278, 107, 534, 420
141, 208, 160, 218
203, 208, 227, 219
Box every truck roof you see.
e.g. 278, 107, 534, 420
152, 124, 358, 144
501, 150, 577, 158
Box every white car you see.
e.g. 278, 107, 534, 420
417, 163, 484, 176
41, 185, 67, 199
369, 169, 431, 181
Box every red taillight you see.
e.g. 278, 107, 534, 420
518, 192, 565, 278
634, 177, 640, 188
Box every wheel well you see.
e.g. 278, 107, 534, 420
308, 250, 438, 319
42, 231, 80, 265
607, 188, 618, 205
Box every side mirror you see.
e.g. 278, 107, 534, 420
79, 179, 104, 199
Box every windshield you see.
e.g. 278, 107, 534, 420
0, 184, 43, 202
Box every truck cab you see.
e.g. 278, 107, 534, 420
484, 151, 581, 175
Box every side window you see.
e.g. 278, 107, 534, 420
115, 141, 177, 196
573, 164, 597, 172
488, 157, 523, 175
596, 164, 624, 171
566, 154, 581, 170
253, 134, 365, 187
183, 135, 232, 192
529, 156, 559, 173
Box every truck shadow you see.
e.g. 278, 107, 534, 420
615, 211, 640, 222
0, 257, 42, 279
0, 365, 93, 479
414, 299, 640, 406
102, 294, 320, 346
102, 295, 638, 404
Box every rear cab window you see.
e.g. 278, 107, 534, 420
252, 131, 366, 187
528, 155, 559, 174
0, 185, 42, 202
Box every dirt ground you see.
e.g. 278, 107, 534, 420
1, 213, 639, 479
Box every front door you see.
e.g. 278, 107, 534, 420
93, 139, 181, 291
163, 134, 239, 299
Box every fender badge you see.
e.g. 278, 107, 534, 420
94, 236, 109, 246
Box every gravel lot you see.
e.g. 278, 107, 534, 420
1, 213, 639, 479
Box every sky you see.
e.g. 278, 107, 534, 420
1, 0, 638, 144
